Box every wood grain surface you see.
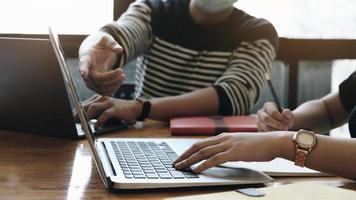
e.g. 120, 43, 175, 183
0, 121, 354, 200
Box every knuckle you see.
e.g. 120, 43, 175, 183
220, 132, 229, 137
99, 96, 107, 101
199, 162, 208, 169
103, 109, 111, 115
263, 102, 271, 108
216, 133, 224, 139
107, 101, 114, 107
191, 143, 201, 151
209, 156, 220, 164
101, 111, 111, 118
92, 103, 99, 109
263, 115, 271, 122
220, 133, 231, 140
271, 110, 280, 117
262, 115, 271, 123
260, 112, 267, 120
198, 149, 208, 156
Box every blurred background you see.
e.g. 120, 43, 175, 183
1, 0, 355, 137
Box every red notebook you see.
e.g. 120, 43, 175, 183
170, 115, 258, 135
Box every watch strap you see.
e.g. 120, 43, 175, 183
293, 129, 317, 167
295, 148, 309, 167
136, 98, 151, 122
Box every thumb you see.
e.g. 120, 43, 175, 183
282, 109, 294, 129
78, 55, 92, 79
110, 42, 123, 54
100, 35, 123, 54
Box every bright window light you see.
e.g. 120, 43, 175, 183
0, 0, 113, 34
237, 0, 356, 39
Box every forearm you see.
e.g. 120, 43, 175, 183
291, 100, 332, 133
291, 92, 349, 133
279, 133, 356, 180
148, 87, 219, 121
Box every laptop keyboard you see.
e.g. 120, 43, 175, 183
110, 141, 199, 179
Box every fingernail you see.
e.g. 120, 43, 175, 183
171, 162, 176, 167
193, 167, 200, 173
80, 71, 88, 79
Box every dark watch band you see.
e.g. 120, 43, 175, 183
136, 98, 151, 122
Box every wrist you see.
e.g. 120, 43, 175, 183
275, 131, 295, 161
133, 100, 143, 121
135, 98, 151, 121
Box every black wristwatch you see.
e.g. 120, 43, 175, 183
135, 98, 151, 122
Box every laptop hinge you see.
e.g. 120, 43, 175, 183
100, 142, 115, 190
97, 141, 117, 176
106, 177, 114, 191
96, 141, 116, 190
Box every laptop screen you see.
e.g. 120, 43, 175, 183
48, 27, 110, 188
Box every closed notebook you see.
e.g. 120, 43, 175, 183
170, 115, 258, 135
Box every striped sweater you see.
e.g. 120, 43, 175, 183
102, 0, 278, 115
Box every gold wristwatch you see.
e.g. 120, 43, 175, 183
292, 129, 317, 167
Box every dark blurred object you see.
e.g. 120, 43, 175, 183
348, 106, 356, 138
114, 83, 135, 100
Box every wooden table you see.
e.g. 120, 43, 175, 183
1, 121, 355, 200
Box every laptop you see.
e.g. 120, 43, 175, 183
49, 27, 273, 190
0, 37, 127, 138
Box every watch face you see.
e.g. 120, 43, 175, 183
297, 132, 315, 147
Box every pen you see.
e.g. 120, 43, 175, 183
265, 73, 283, 113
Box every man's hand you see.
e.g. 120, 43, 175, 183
173, 132, 290, 173
257, 102, 294, 131
79, 32, 126, 95
82, 95, 143, 128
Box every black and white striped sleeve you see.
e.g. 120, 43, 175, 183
100, 0, 153, 67
214, 39, 277, 115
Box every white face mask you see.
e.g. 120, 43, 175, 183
193, 0, 238, 14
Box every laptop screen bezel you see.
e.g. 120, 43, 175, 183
48, 27, 111, 189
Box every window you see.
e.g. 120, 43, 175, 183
0, 0, 113, 34
237, 0, 356, 39
237, 0, 356, 138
